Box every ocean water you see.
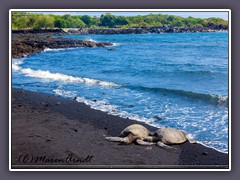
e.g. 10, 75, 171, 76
12, 32, 229, 153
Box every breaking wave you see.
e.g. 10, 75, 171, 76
129, 85, 228, 107
12, 59, 120, 87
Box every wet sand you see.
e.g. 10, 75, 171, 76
10, 88, 229, 169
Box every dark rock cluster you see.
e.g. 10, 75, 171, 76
12, 34, 112, 58
12, 24, 228, 36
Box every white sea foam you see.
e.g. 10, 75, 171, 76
53, 89, 77, 98
86, 38, 98, 43
112, 43, 121, 46
12, 58, 25, 71
77, 97, 118, 113
217, 95, 228, 105
12, 59, 120, 87
86, 39, 121, 46
43, 47, 79, 52
44, 48, 63, 52
197, 141, 228, 154
53, 88, 155, 124
12, 58, 24, 65
210, 94, 228, 106
21, 68, 120, 87
12, 64, 21, 71
76, 95, 154, 124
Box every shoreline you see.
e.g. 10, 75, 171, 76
71, 91, 228, 155
11, 88, 229, 169
12, 25, 228, 35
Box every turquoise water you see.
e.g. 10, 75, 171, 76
12, 32, 229, 153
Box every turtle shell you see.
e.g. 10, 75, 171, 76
119, 124, 149, 138
155, 128, 187, 145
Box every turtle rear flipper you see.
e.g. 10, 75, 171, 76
157, 141, 175, 149
105, 136, 129, 144
136, 139, 156, 146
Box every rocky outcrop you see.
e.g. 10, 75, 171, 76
12, 34, 112, 58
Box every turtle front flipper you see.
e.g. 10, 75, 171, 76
156, 141, 175, 149
136, 139, 156, 146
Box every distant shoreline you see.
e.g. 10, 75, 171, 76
12, 25, 228, 35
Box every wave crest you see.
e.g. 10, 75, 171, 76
130, 85, 228, 106
12, 59, 120, 87
22, 68, 120, 87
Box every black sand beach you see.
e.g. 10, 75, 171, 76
11, 88, 229, 169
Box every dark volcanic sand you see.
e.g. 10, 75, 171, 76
11, 88, 229, 169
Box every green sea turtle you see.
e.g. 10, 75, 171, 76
105, 124, 155, 145
144, 127, 196, 149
